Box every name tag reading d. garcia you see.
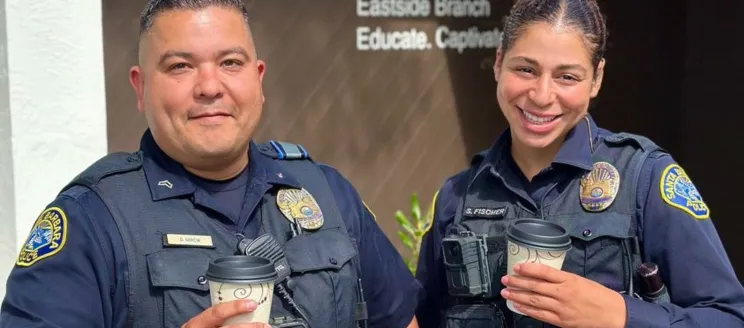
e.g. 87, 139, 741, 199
163, 234, 215, 248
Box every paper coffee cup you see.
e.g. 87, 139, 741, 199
505, 219, 571, 316
205, 255, 278, 325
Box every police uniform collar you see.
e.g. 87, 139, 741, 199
482, 114, 598, 177
141, 130, 197, 200
140, 130, 302, 201
480, 130, 511, 179
248, 141, 303, 189
551, 114, 597, 171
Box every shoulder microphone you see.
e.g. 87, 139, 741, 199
238, 234, 311, 327
239, 234, 291, 282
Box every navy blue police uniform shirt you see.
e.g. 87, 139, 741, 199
1, 131, 419, 328
415, 116, 744, 328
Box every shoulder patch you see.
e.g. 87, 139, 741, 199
660, 164, 710, 219
16, 207, 68, 267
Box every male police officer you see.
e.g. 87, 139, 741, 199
0, 1, 420, 327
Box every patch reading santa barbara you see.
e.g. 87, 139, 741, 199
16, 207, 68, 267
660, 164, 709, 219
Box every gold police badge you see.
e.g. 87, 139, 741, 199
580, 162, 620, 212
276, 188, 324, 231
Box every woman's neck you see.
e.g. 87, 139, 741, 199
510, 134, 563, 182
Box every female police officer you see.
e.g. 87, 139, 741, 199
414, 0, 744, 327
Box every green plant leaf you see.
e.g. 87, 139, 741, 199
397, 231, 414, 250
410, 193, 421, 223
395, 211, 415, 236
395, 192, 439, 275
395, 211, 409, 227
404, 258, 415, 274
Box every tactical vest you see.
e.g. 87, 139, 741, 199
443, 132, 663, 328
60, 141, 367, 328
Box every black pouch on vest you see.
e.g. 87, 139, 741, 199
146, 248, 217, 328
270, 316, 309, 327
558, 213, 639, 293
445, 303, 506, 328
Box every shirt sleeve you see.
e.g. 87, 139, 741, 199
414, 176, 460, 328
319, 165, 420, 328
622, 154, 744, 327
0, 186, 118, 328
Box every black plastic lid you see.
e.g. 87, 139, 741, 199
205, 255, 278, 284
506, 219, 571, 251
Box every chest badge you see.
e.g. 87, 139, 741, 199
276, 188, 324, 231
580, 161, 620, 212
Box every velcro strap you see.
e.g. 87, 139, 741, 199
485, 236, 505, 255
270, 140, 309, 160
629, 236, 641, 255
355, 302, 368, 321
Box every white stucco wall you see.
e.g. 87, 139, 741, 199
0, 0, 108, 298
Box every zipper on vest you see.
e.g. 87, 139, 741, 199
537, 182, 559, 220
491, 170, 539, 214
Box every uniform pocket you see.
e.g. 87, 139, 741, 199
445, 304, 505, 328
283, 227, 358, 328
557, 213, 633, 292
146, 248, 223, 328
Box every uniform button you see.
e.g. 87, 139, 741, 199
197, 276, 207, 285
582, 229, 592, 237
329, 258, 338, 265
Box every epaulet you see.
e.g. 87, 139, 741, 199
602, 132, 663, 153
256, 140, 310, 160
65, 151, 143, 189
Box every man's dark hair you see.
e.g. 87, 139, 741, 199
139, 0, 251, 35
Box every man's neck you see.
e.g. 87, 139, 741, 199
183, 154, 249, 181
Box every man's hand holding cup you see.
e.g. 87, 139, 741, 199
181, 300, 270, 328
183, 255, 278, 328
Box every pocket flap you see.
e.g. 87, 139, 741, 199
554, 213, 632, 241
284, 228, 356, 273
146, 248, 219, 291
446, 304, 504, 322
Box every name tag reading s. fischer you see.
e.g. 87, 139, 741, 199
163, 234, 215, 248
